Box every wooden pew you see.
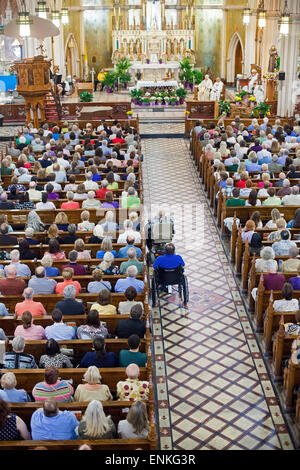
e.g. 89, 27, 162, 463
272, 317, 297, 380
6, 339, 147, 363
0, 293, 145, 314
0, 314, 131, 337
0, 368, 148, 391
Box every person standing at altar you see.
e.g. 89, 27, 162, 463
94, 69, 106, 92
198, 75, 213, 101
210, 77, 223, 101
248, 69, 259, 94
254, 83, 265, 104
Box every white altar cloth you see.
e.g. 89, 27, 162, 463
136, 80, 178, 90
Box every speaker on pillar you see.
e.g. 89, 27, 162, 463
278, 72, 285, 81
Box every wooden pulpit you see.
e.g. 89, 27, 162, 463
12, 55, 52, 128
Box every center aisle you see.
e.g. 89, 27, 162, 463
141, 121, 294, 450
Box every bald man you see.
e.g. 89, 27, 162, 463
0, 264, 26, 295
30, 397, 78, 440
116, 363, 149, 401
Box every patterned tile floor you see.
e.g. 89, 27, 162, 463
141, 122, 294, 450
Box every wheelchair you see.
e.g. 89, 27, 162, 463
146, 218, 174, 267
151, 265, 189, 308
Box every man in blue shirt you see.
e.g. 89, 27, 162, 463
114, 265, 144, 293
153, 243, 185, 270
45, 309, 76, 341
118, 236, 142, 258
4, 249, 31, 278
31, 398, 78, 440
246, 157, 262, 172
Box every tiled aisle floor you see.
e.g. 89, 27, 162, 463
141, 122, 294, 450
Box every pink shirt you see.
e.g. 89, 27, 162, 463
15, 299, 47, 317
14, 324, 46, 340
55, 279, 81, 294
76, 250, 91, 260
44, 251, 66, 260
257, 181, 273, 188
61, 202, 80, 210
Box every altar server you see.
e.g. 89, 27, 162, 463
210, 77, 223, 101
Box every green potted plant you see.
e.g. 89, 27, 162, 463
103, 71, 117, 93
130, 88, 143, 105
192, 69, 203, 85
253, 101, 271, 118
79, 91, 93, 102
179, 57, 194, 89
218, 100, 231, 117
175, 87, 188, 104
119, 71, 131, 89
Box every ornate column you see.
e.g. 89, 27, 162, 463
243, 0, 256, 76
277, 1, 299, 117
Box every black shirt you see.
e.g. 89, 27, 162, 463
0, 201, 15, 210
0, 234, 18, 246
115, 318, 146, 339
87, 236, 103, 244
61, 234, 79, 245
54, 299, 85, 316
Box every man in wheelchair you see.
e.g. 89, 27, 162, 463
152, 243, 188, 306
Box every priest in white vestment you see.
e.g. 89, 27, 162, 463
248, 69, 259, 94
198, 75, 213, 101
210, 77, 223, 101
253, 84, 265, 104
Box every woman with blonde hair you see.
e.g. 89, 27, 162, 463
90, 290, 117, 315
267, 218, 287, 242
77, 400, 116, 439
219, 141, 230, 158
128, 211, 140, 231
40, 254, 60, 276
118, 401, 149, 439
55, 267, 81, 294
99, 252, 119, 275
270, 140, 280, 153
74, 367, 113, 403
77, 210, 95, 231
264, 208, 283, 229
96, 237, 117, 259
36, 168, 48, 182
0, 372, 28, 403
101, 211, 119, 232
32, 161, 42, 174
257, 172, 272, 188
45, 224, 63, 244
54, 212, 69, 231
74, 238, 91, 260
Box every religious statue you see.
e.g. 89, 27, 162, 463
268, 45, 278, 73
210, 77, 223, 101
253, 83, 265, 104
248, 69, 259, 94
198, 75, 213, 101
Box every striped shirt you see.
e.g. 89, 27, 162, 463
32, 380, 74, 402
4, 352, 38, 369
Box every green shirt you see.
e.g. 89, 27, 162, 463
0, 167, 12, 175
121, 195, 141, 209
263, 197, 282, 206
226, 198, 245, 207
120, 259, 143, 275
119, 350, 147, 367
107, 182, 118, 190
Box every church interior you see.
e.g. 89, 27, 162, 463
0, 0, 299, 452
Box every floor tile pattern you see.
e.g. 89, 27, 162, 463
141, 125, 294, 450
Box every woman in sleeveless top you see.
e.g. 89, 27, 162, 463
0, 398, 31, 441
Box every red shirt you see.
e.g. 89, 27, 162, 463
61, 201, 80, 209
112, 137, 125, 144
95, 188, 113, 199
235, 180, 247, 188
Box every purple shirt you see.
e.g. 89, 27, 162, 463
289, 277, 300, 290
263, 273, 286, 291
62, 263, 87, 275
47, 193, 60, 200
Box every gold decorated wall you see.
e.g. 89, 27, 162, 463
194, 0, 223, 75
224, 0, 246, 78
63, 0, 83, 76
83, 9, 113, 72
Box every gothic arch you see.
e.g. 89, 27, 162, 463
227, 32, 244, 84
64, 33, 80, 78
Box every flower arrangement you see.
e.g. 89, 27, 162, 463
235, 96, 242, 102
79, 91, 93, 102
263, 72, 278, 80
146, 58, 150, 64
126, 110, 133, 116
159, 58, 163, 64
249, 96, 256, 102
251, 101, 271, 118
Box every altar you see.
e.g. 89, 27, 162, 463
130, 62, 180, 81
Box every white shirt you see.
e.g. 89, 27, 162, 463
274, 299, 299, 312
28, 189, 42, 201
50, 182, 62, 192
84, 181, 99, 191
82, 199, 101, 209
117, 230, 141, 244
282, 194, 300, 205
57, 158, 71, 169
36, 201, 56, 210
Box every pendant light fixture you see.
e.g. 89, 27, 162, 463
279, 0, 290, 36
35, 1, 49, 20
16, 1, 32, 38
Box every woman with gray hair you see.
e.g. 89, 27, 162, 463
118, 401, 149, 439
255, 247, 278, 273
25, 210, 45, 232
77, 400, 116, 439
0, 372, 28, 402
3, 336, 38, 369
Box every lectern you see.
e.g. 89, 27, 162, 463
12, 55, 52, 128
